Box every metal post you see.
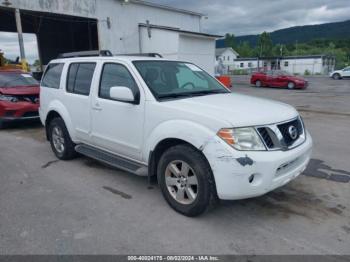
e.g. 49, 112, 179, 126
15, 8, 26, 60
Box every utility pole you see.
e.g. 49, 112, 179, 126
15, 9, 26, 61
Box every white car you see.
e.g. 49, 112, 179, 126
330, 66, 350, 80
39, 51, 312, 216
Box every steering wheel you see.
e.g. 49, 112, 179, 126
180, 82, 195, 90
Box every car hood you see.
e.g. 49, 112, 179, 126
0, 85, 39, 95
165, 93, 299, 127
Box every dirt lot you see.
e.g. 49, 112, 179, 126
0, 76, 349, 255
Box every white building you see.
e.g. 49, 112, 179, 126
0, 0, 219, 74
215, 47, 239, 73
233, 55, 335, 75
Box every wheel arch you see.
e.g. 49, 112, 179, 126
44, 101, 75, 142
145, 120, 217, 181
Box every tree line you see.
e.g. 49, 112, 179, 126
224, 32, 350, 69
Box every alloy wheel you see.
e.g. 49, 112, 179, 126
165, 160, 198, 205
52, 126, 65, 154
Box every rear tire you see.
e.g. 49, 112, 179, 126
48, 118, 77, 160
255, 80, 262, 87
157, 144, 217, 217
332, 73, 341, 80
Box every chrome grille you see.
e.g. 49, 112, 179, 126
277, 119, 303, 146
256, 117, 305, 151
257, 127, 274, 148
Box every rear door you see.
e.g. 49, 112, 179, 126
90, 62, 145, 161
63, 62, 96, 142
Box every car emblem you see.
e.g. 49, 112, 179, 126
288, 125, 298, 140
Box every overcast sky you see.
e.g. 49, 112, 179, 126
0, 32, 39, 64
1, 0, 349, 64
150, 0, 350, 35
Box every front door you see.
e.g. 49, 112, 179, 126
91, 62, 145, 161
343, 67, 350, 77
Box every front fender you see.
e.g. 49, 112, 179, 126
143, 120, 217, 162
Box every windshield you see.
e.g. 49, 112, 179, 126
133, 61, 229, 100
273, 70, 290, 76
0, 73, 38, 88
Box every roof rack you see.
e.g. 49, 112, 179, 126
116, 53, 163, 58
58, 50, 113, 59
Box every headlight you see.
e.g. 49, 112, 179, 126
217, 127, 266, 151
0, 94, 19, 102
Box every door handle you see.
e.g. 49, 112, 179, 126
92, 103, 102, 111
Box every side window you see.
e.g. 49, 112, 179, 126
99, 63, 138, 100
66, 63, 96, 96
41, 63, 64, 89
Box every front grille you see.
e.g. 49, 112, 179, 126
22, 111, 39, 118
277, 119, 303, 146
17, 95, 39, 104
257, 127, 274, 148
255, 117, 305, 151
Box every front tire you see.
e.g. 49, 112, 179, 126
157, 144, 217, 217
332, 73, 341, 80
255, 80, 262, 87
48, 118, 77, 160
287, 82, 295, 89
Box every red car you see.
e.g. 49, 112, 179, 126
250, 70, 308, 89
0, 70, 40, 127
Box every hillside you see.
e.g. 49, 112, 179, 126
217, 20, 350, 47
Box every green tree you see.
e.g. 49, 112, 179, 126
224, 33, 236, 49
236, 41, 253, 57
257, 32, 273, 57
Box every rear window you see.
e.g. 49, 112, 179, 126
0, 72, 38, 88
41, 63, 64, 89
66, 63, 96, 96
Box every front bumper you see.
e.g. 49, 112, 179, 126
295, 81, 308, 89
0, 101, 39, 122
203, 131, 312, 200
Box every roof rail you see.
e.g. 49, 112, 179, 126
58, 50, 113, 59
116, 53, 163, 58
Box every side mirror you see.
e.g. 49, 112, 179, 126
109, 86, 135, 103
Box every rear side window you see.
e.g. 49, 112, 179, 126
99, 63, 138, 100
66, 63, 96, 96
41, 63, 64, 89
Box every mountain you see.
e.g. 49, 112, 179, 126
216, 20, 350, 47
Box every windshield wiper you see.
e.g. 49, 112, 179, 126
158, 93, 194, 99
189, 90, 228, 96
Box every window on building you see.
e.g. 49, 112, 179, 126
263, 62, 267, 67
284, 61, 289, 67
99, 63, 139, 100
227, 56, 230, 61
223, 56, 225, 61
66, 63, 96, 96
41, 63, 64, 89
240, 63, 244, 68
248, 62, 252, 68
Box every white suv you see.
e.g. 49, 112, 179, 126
39, 51, 312, 216
330, 66, 350, 80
